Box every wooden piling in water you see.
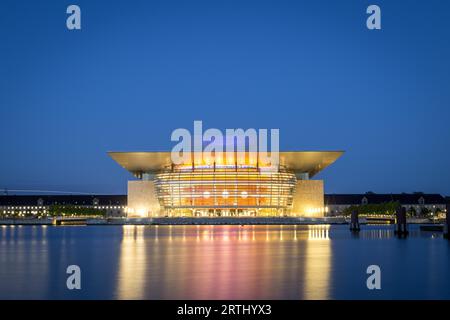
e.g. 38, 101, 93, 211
444, 203, 449, 239
349, 209, 360, 232
394, 206, 409, 236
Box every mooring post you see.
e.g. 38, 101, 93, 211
350, 209, 360, 232
394, 206, 408, 236
444, 203, 449, 239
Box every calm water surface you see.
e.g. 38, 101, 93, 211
0, 224, 449, 299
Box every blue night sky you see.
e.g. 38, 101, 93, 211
0, 0, 449, 195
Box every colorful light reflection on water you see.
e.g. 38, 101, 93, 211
0, 225, 449, 299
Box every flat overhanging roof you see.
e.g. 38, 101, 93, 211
108, 151, 343, 178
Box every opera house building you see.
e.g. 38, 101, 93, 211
109, 151, 343, 218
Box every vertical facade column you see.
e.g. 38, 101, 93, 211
291, 179, 324, 217
127, 177, 161, 217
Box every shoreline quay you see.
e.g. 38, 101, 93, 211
0, 217, 436, 226
0, 217, 346, 225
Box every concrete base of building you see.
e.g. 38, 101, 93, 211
291, 180, 325, 217
127, 180, 161, 217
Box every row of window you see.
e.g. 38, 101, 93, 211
0, 206, 126, 210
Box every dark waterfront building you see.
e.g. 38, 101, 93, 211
1, 193, 447, 218
0, 195, 127, 217
325, 193, 447, 216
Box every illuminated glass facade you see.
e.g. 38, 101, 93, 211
154, 165, 296, 216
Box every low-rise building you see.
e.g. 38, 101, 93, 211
0, 195, 127, 218
1, 193, 446, 218
325, 193, 446, 216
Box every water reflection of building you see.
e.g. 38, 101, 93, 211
359, 227, 423, 239
308, 225, 330, 240
360, 228, 394, 239
117, 226, 146, 299
0, 226, 49, 299
304, 225, 331, 299
114, 225, 333, 299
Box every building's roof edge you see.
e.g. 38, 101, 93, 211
108, 151, 344, 177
